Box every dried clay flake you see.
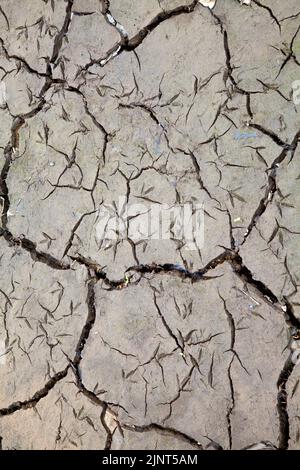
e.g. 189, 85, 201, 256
199, 0, 251, 8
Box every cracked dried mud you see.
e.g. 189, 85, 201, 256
1, 0, 300, 451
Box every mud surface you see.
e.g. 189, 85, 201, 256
1, 0, 300, 450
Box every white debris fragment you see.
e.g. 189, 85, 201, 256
49, 161, 55, 167
198, 0, 216, 8
240, 0, 251, 5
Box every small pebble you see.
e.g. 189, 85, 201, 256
49, 161, 55, 167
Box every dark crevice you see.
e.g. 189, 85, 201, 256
249, 123, 289, 149
0, 37, 49, 78
64, 86, 111, 165
101, 404, 114, 450
100, 0, 128, 45
277, 357, 294, 450
72, 278, 97, 368
128, 249, 235, 282
0, 275, 99, 419
69, 254, 129, 290
218, 291, 236, 449
2, 230, 70, 270
0, 0, 299, 451
0, 5, 9, 30
226, 358, 234, 450
153, 291, 184, 353
62, 210, 96, 258
188, 150, 220, 204
70, 373, 127, 449
276, 24, 300, 78
0, 2, 78, 258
